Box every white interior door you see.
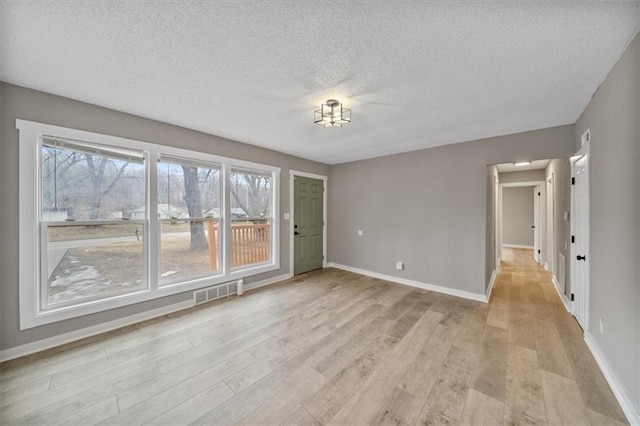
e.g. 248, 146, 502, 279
573, 156, 589, 329
533, 186, 540, 263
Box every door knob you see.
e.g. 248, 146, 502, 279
577, 255, 586, 261
294, 231, 300, 236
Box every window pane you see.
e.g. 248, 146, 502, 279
230, 168, 271, 218
231, 218, 271, 267
42, 140, 145, 221
46, 224, 146, 307
160, 219, 220, 286
157, 158, 221, 219
230, 168, 272, 268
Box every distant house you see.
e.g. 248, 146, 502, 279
42, 209, 69, 221
203, 207, 248, 219
130, 204, 187, 219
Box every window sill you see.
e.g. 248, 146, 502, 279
24, 262, 279, 330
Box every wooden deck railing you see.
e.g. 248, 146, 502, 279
205, 222, 270, 269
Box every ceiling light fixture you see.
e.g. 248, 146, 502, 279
314, 99, 351, 128
513, 161, 532, 166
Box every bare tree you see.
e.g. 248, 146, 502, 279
84, 154, 132, 219
42, 148, 83, 210
182, 165, 208, 250
230, 174, 269, 217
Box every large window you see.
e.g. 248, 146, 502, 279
41, 139, 147, 310
18, 120, 279, 329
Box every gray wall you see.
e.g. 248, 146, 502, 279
545, 158, 572, 298
0, 83, 330, 351
502, 187, 534, 246
499, 169, 545, 183
575, 33, 639, 409
329, 125, 575, 297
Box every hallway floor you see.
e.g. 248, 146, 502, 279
490, 248, 627, 425
0, 248, 627, 425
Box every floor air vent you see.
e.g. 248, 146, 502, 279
193, 280, 239, 305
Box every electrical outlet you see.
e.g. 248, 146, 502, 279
395, 261, 404, 271
599, 317, 604, 334
357, 230, 363, 236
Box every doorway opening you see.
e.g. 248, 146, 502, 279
487, 158, 573, 311
495, 160, 550, 266
500, 182, 544, 261
486, 148, 591, 333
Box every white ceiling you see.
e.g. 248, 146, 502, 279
496, 159, 551, 173
1, 1, 638, 165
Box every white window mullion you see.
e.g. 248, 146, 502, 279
148, 151, 159, 291
39, 222, 48, 315
18, 126, 41, 329
272, 169, 280, 269
222, 164, 231, 275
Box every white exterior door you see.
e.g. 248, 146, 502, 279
533, 186, 540, 263
573, 156, 589, 330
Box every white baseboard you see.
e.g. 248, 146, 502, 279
326, 263, 487, 303
244, 273, 293, 292
543, 262, 550, 271
0, 299, 194, 363
551, 276, 571, 312
486, 268, 498, 301
584, 333, 640, 425
502, 244, 534, 249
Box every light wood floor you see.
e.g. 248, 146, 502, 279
0, 248, 627, 425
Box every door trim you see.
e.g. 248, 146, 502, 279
546, 173, 555, 274
533, 185, 541, 263
289, 170, 328, 275
494, 174, 500, 268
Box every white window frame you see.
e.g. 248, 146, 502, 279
17, 119, 280, 329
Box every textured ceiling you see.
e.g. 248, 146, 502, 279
1, 1, 639, 164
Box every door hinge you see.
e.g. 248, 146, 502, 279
571, 293, 575, 301
571, 177, 575, 185
571, 235, 575, 243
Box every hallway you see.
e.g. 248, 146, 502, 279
491, 248, 626, 425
